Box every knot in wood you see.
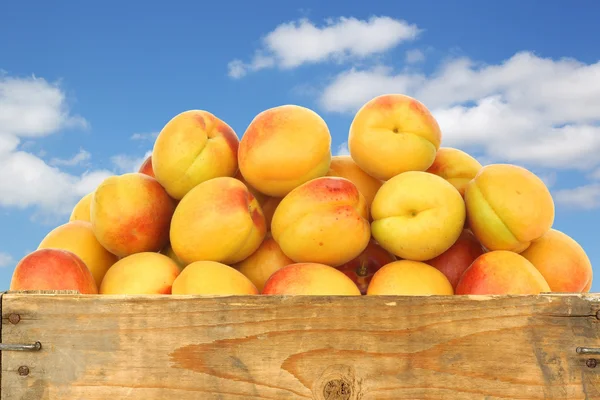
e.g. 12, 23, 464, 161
323, 378, 352, 400
313, 364, 360, 400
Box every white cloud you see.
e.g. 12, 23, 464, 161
336, 141, 350, 156
227, 60, 248, 79
319, 65, 416, 113
317, 51, 600, 172
405, 49, 425, 64
0, 74, 88, 137
228, 16, 421, 78
589, 168, 600, 181
49, 148, 91, 167
0, 134, 20, 155
554, 184, 600, 210
111, 150, 152, 173
130, 132, 159, 141
0, 252, 13, 268
0, 151, 112, 214
0, 74, 113, 217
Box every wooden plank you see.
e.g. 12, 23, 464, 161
2, 293, 600, 399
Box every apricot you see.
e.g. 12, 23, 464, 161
348, 94, 442, 180
152, 110, 239, 200
455, 250, 551, 295
426, 147, 483, 197
170, 176, 267, 265
91, 173, 176, 258
238, 104, 332, 197
172, 261, 258, 295
271, 176, 371, 266
99, 252, 180, 294
335, 239, 396, 295
326, 155, 383, 208
69, 192, 92, 222
424, 229, 485, 289
234, 234, 294, 292
371, 171, 466, 261
366, 260, 454, 295
138, 155, 155, 178
464, 164, 554, 253
520, 229, 593, 292
262, 262, 361, 295
37, 220, 118, 287
10, 248, 98, 294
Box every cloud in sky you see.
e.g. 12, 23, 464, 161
130, 132, 159, 141
0, 252, 13, 268
229, 17, 600, 208
49, 148, 91, 167
335, 142, 350, 156
405, 49, 425, 64
111, 150, 152, 174
554, 184, 600, 210
228, 16, 421, 78
315, 52, 600, 207
589, 168, 600, 181
0, 74, 112, 217
0, 73, 88, 137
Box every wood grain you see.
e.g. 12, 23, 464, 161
2, 293, 600, 399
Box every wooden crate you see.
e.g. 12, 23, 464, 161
1, 291, 600, 399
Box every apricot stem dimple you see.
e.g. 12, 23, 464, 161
204, 115, 218, 139
392, 127, 399, 133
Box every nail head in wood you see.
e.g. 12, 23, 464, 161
587, 358, 597, 368
8, 313, 20, 324
18, 366, 29, 376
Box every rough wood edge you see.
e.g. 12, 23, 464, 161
1, 291, 599, 300
2, 292, 600, 314
3, 290, 80, 295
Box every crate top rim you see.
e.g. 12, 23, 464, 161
1, 290, 598, 302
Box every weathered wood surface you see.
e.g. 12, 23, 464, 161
2, 293, 600, 399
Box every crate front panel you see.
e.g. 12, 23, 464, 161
2, 293, 600, 399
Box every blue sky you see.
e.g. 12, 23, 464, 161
1, 0, 599, 291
